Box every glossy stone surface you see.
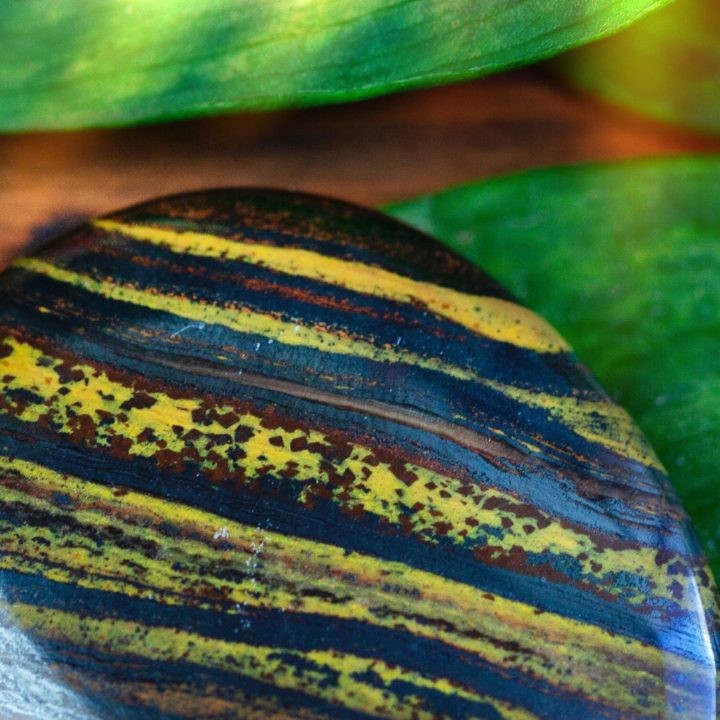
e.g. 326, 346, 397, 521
0, 189, 717, 719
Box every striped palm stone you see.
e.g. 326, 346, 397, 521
0, 189, 717, 719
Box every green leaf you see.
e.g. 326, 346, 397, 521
555, 0, 720, 134
0, 0, 669, 131
387, 156, 720, 573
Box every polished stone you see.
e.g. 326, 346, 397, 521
0, 189, 716, 719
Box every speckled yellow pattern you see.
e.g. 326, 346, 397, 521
0, 336, 695, 610
0, 457, 705, 718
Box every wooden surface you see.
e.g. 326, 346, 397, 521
2, 67, 719, 269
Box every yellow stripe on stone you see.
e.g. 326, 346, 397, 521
54, 671, 340, 720
14, 256, 477, 382
482, 379, 664, 471
0, 338, 694, 610
0, 455, 712, 719
95, 219, 569, 355
4, 601, 539, 720
10, 259, 662, 470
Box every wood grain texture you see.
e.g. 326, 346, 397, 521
0, 189, 717, 719
2, 69, 720, 270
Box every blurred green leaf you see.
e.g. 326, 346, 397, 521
0, 0, 669, 131
387, 156, 720, 573
555, 0, 720, 134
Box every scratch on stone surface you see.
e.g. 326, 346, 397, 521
170, 322, 206, 338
